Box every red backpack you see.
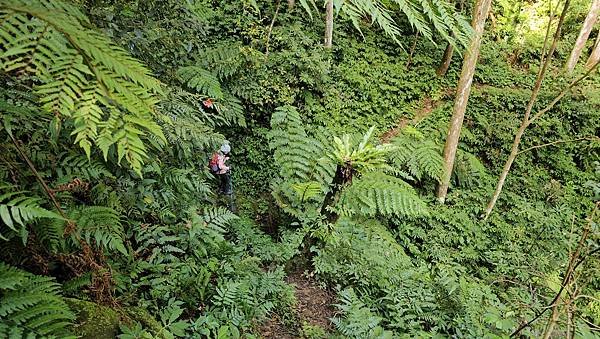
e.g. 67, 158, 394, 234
209, 153, 220, 173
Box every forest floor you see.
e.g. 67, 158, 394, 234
259, 270, 336, 338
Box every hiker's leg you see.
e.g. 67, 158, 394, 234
223, 173, 233, 195
219, 174, 227, 193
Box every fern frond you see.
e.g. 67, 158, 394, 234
338, 172, 429, 218
389, 128, 444, 182
268, 105, 336, 186
202, 206, 239, 231
0, 0, 165, 174
0, 184, 63, 241
177, 66, 223, 100
0, 263, 76, 338
65, 206, 127, 255
331, 0, 472, 49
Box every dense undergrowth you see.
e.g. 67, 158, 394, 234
0, 0, 599, 338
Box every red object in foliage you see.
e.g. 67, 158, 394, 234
202, 99, 213, 108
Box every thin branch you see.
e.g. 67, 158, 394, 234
511, 202, 599, 337
405, 31, 420, 69
7, 129, 69, 220
516, 136, 600, 155
528, 59, 600, 125
265, 0, 281, 57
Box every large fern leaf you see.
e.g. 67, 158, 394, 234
0, 263, 76, 338
338, 172, 429, 218
177, 66, 223, 100
0, 0, 165, 175
389, 127, 444, 182
0, 184, 63, 241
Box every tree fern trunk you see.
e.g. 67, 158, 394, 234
324, 0, 334, 48
436, 43, 454, 76
565, 0, 600, 73
288, 0, 295, 10
320, 165, 349, 223
436, 0, 492, 203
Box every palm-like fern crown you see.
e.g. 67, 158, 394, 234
0, 0, 165, 175
332, 126, 395, 174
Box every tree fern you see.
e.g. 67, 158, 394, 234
0, 0, 166, 174
337, 172, 429, 218
0, 263, 76, 338
331, 126, 394, 175
0, 183, 63, 241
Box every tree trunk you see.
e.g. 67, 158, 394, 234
320, 164, 352, 223
324, 0, 334, 48
435, 0, 492, 202
565, 0, 600, 73
436, 43, 454, 76
483, 0, 572, 219
435, 0, 464, 76
585, 31, 600, 69
288, 0, 295, 10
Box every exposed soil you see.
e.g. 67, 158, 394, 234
259, 270, 337, 338
380, 96, 444, 143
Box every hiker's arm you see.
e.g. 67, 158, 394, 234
218, 156, 230, 171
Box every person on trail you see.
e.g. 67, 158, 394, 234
209, 142, 233, 195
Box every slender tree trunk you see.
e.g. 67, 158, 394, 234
585, 31, 600, 68
435, 0, 492, 202
565, 0, 600, 73
436, 43, 454, 76
265, 0, 281, 57
324, 0, 334, 48
288, 0, 295, 10
483, 1, 572, 219
435, 0, 464, 76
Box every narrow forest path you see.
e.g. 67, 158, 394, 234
259, 270, 336, 338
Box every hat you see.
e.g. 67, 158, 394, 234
220, 143, 231, 154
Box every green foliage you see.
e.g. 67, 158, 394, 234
303, 0, 472, 49
389, 126, 444, 182
337, 172, 429, 218
69, 206, 127, 255
331, 127, 394, 174
0, 0, 165, 174
1, 0, 600, 337
0, 263, 76, 338
177, 66, 224, 100
0, 183, 63, 241
332, 288, 393, 339
269, 105, 335, 186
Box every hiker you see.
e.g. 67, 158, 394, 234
209, 142, 232, 195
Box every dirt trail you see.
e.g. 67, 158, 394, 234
380, 95, 443, 143
259, 270, 336, 338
